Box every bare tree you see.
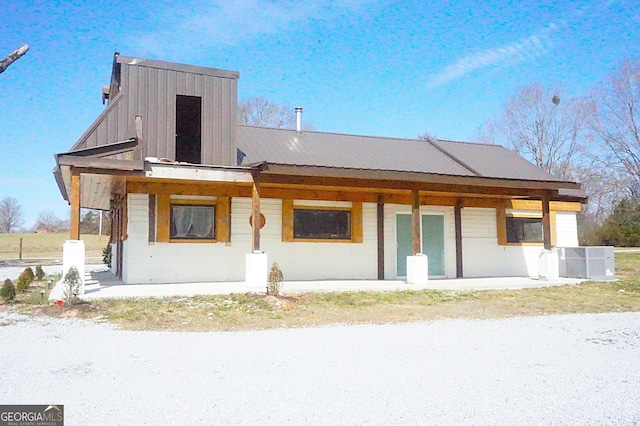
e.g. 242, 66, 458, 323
0, 197, 24, 233
478, 83, 588, 180
588, 58, 640, 199
238, 96, 313, 129
0, 44, 29, 74
35, 210, 63, 233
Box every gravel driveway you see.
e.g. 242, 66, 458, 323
1, 312, 639, 425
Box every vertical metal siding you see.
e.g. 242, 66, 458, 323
69, 61, 238, 166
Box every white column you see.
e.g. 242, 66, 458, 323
407, 254, 429, 285
245, 252, 268, 290
538, 248, 559, 281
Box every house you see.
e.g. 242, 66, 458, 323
53, 54, 586, 289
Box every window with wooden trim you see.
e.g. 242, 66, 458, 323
294, 208, 351, 240
282, 200, 363, 243
156, 195, 231, 243
496, 207, 556, 246
170, 204, 215, 240
506, 217, 542, 243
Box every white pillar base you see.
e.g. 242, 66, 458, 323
63, 240, 85, 295
407, 255, 429, 285
538, 248, 559, 281
245, 252, 268, 290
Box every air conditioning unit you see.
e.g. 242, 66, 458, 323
558, 246, 615, 281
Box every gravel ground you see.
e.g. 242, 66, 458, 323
1, 312, 639, 425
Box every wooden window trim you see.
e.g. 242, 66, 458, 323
497, 206, 556, 246
156, 195, 230, 243
282, 199, 363, 243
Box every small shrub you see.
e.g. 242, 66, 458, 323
103, 244, 112, 268
267, 262, 284, 296
16, 268, 35, 292
63, 266, 81, 304
23, 267, 35, 282
35, 265, 45, 281
0, 279, 16, 302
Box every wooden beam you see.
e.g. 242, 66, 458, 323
69, 170, 81, 240
262, 165, 581, 191
251, 181, 261, 252
542, 193, 552, 250
412, 189, 420, 255
282, 199, 294, 242
508, 199, 582, 212
217, 197, 231, 242
496, 202, 507, 246
156, 194, 170, 243
262, 172, 560, 198
351, 202, 363, 243
454, 201, 463, 278
377, 195, 385, 280
127, 180, 244, 197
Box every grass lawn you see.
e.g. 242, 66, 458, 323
3, 251, 639, 332
0, 233, 109, 263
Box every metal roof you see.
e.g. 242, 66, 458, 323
432, 139, 558, 181
237, 125, 573, 184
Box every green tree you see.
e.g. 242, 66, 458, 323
595, 199, 640, 247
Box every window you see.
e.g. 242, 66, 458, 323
282, 200, 363, 243
293, 209, 351, 240
170, 204, 215, 240
506, 217, 543, 243
175, 95, 202, 164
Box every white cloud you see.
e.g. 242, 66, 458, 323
128, 0, 373, 58
425, 23, 559, 90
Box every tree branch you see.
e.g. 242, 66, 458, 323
0, 43, 29, 74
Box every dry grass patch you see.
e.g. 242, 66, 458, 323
14, 279, 635, 332
6, 251, 639, 332
0, 233, 109, 263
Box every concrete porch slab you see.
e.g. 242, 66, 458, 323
51, 269, 587, 301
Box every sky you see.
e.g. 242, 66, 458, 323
1, 0, 639, 229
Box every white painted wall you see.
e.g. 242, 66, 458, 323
123, 195, 378, 283
123, 194, 248, 283
461, 208, 539, 277
460, 208, 579, 278
122, 194, 580, 283
556, 212, 579, 246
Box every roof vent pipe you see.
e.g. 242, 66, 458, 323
295, 107, 303, 134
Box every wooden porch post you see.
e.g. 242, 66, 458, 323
251, 180, 261, 252
542, 193, 552, 250
377, 194, 385, 280
454, 200, 463, 278
69, 169, 81, 240
411, 189, 421, 255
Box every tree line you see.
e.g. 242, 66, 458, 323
476, 58, 640, 246
0, 196, 108, 235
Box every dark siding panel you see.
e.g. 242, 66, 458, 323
67, 60, 238, 166
146, 67, 158, 158
166, 70, 177, 160
156, 68, 167, 158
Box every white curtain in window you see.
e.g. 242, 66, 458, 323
171, 205, 213, 238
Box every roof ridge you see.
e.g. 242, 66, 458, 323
436, 137, 504, 148
425, 139, 483, 177
237, 124, 448, 144
236, 124, 508, 149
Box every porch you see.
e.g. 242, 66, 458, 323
59, 269, 585, 300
